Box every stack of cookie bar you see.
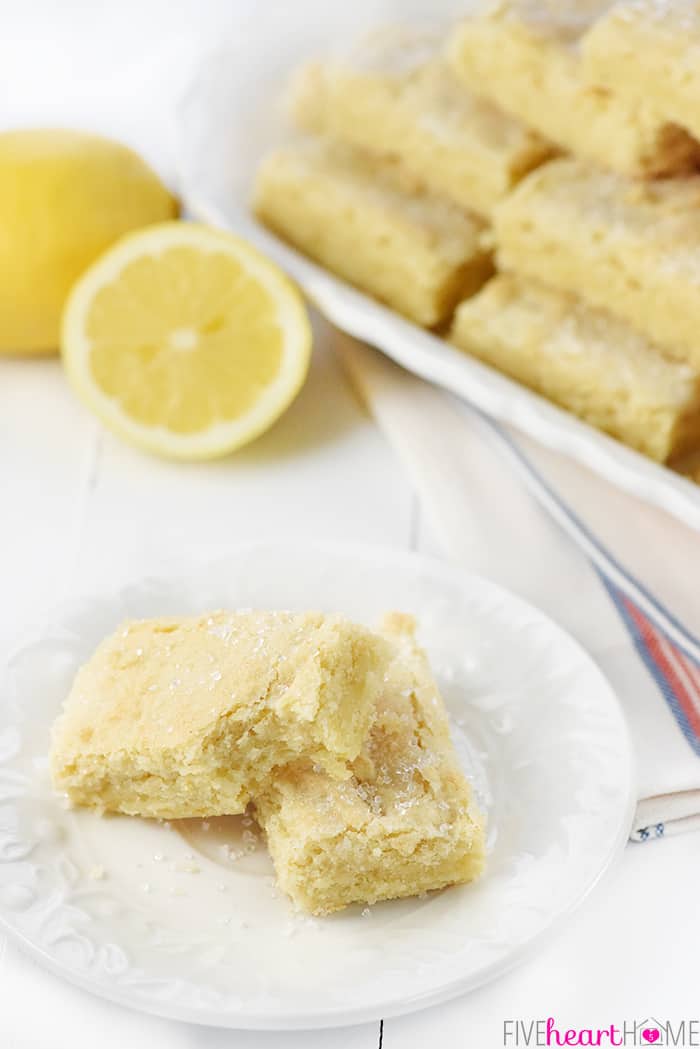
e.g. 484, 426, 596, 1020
254, 3, 700, 469
254, 26, 550, 328
51, 610, 485, 915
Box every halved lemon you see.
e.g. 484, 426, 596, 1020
61, 222, 312, 460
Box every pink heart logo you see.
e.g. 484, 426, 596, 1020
642, 1030, 660, 1044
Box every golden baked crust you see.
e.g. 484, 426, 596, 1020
448, 0, 700, 177
50, 610, 387, 818
254, 139, 492, 327
290, 27, 552, 217
255, 613, 485, 915
451, 273, 700, 462
494, 157, 700, 369
583, 1, 700, 144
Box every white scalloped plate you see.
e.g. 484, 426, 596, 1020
0, 543, 634, 1029
174, 11, 700, 532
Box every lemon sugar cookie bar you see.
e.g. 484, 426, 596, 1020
448, 0, 700, 177
291, 29, 553, 218
50, 611, 387, 819
255, 613, 485, 916
450, 274, 700, 463
583, 1, 700, 145
254, 140, 492, 327
494, 158, 700, 369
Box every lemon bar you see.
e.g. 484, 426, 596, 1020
50, 611, 387, 819
448, 1, 700, 177
255, 613, 485, 916
494, 158, 700, 369
583, 2, 700, 144
451, 274, 700, 462
254, 140, 492, 327
290, 29, 553, 217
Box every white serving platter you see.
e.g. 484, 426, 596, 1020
174, 8, 700, 532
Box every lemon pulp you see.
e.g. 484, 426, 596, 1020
61, 222, 312, 460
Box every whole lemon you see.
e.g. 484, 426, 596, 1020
0, 129, 178, 354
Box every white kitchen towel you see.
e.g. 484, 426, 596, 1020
336, 334, 700, 842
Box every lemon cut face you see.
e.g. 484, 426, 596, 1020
61, 222, 312, 460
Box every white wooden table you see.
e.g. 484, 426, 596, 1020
1, 2, 697, 1044
1, 341, 698, 1049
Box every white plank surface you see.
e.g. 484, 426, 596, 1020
0, 2, 697, 1045
2, 321, 698, 1049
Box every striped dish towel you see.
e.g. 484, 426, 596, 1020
337, 335, 700, 841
